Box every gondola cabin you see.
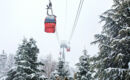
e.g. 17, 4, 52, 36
67, 47, 70, 52
44, 16, 56, 33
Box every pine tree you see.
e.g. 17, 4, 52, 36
57, 59, 68, 79
49, 70, 58, 80
50, 58, 70, 80
6, 67, 17, 80
6, 38, 46, 80
76, 49, 92, 80
92, 0, 130, 80
0, 50, 7, 73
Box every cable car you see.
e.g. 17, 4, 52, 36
66, 44, 70, 52
44, 15, 56, 33
67, 47, 70, 52
44, 0, 56, 33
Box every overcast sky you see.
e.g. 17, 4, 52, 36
0, 0, 113, 67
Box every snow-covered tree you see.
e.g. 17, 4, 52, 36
0, 51, 15, 80
49, 70, 58, 80
0, 50, 7, 73
5, 67, 17, 80
76, 49, 92, 80
6, 38, 46, 80
92, 0, 130, 80
50, 58, 71, 80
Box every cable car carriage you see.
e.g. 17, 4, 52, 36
44, 1, 56, 33
45, 16, 56, 33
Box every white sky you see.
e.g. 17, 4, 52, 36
0, 0, 113, 67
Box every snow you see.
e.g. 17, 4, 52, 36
119, 37, 126, 43
39, 75, 46, 79
17, 65, 35, 73
31, 44, 36, 48
117, 53, 124, 56
30, 73, 35, 78
126, 27, 130, 30
105, 67, 127, 74
18, 60, 27, 63
0, 76, 7, 80
128, 62, 130, 69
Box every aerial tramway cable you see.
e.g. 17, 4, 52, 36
56, 0, 68, 46
57, 0, 84, 55
69, 0, 84, 42
65, 0, 68, 33
56, 29, 60, 45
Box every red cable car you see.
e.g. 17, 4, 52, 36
44, 0, 56, 33
67, 48, 70, 52
44, 16, 56, 33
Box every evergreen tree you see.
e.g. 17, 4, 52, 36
0, 50, 7, 73
49, 70, 58, 80
92, 0, 130, 80
57, 59, 69, 79
76, 49, 92, 80
6, 38, 46, 80
50, 58, 70, 80
6, 67, 17, 80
